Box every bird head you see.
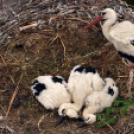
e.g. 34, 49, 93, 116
31, 78, 46, 96
85, 8, 117, 29
103, 77, 119, 99
100, 8, 117, 22
77, 114, 96, 128
56, 108, 83, 127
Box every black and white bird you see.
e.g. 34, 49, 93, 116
85, 8, 134, 97
57, 65, 105, 126
31, 75, 71, 110
78, 77, 119, 128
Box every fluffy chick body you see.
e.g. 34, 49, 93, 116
82, 78, 119, 124
58, 65, 105, 116
31, 75, 71, 110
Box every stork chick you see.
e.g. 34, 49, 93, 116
78, 78, 119, 128
31, 75, 71, 109
85, 8, 134, 97
56, 108, 83, 126
57, 65, 105, 126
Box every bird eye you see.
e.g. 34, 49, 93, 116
101, 12, 106, 16
85, 117, 90, 121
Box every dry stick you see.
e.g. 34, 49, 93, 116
59, 36, 66, 60
49, 34, 58, 46
64, 17, 89, 24
49, 33, 67, 60
60, 39, 71, 62
100, 119, 115, 133
1, 74, 23, 134
123, 126, 134, 134
38, 115, 45, 131
19, 22, 38, 31
5, 74, 23, 119
106, 123, 115, 133
0, 53, 7, 66
128, 4, 134, 8
0, 126, 14, 134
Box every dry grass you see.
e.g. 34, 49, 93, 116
0, 0, 134, 133
0, 17, 134, 134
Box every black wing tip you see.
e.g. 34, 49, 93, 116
52, 76, 63, 84
74, 66, 84, 73
85, 66, 96, 74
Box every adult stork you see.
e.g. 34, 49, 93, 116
85, 8, 134, 98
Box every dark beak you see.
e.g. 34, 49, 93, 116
77, 116, 84, 121
56, 115, 64, 127
77, 121, 87, 128
84, 16, 102, 29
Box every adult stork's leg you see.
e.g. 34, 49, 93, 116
121, 59, 133, 98
122, 66, 133, 99
128, 66, 133, 96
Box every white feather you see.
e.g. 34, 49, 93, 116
58, 65, 105, 117
101, 8, 134, 60
82, 77, 119, 124
31, 75, 71, 110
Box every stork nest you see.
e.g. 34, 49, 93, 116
0, 0, 134, 134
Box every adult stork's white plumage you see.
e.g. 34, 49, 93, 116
85, 8, 134, 97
